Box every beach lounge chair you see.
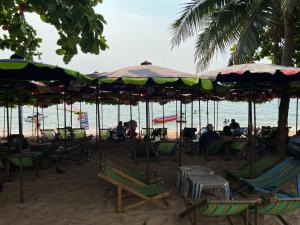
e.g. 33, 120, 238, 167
255, 196, 300, 225
229, 139, 248, 155
40, 129, 56, 141
180, 199, 259, 225
97, 165, 170, 213
156, 141, 177, 162
6, 153, 39, 178
100, 129, 111, 140
57, 127, 71, 140
52, 137, 92, 169
102, 158, 159, 184
72, 128, 86, 140
225, 153, 282, 179
238, 158, 300, 195
206, 139, 224, 155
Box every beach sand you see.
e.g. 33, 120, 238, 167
1, 142, 299, 225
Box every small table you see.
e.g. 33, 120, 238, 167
186, 174, 230, 200
177, 165, 214, 194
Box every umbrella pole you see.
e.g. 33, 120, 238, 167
70, 96, 73, 131
248, 75, 254, 177
97, 85, 102, 170
64, 91, 67, 151
206, 100, 209, 125
151, 102, 153, 129
176, 100, 178, 140
3, 107, 5, 137
145, 98, 150, 183
118, 98, 120, 123
6, 89, 9, 137
179, 96, 183, 166
42, 107, 45, 131
17, 92, 24, 203
101, 103, 104, 130
9, 105, 12, 135
296, 97, 299, 132
191, 99, 194, 128
79, 101, 82, 128
198, 98, 201, 132
213, 101, 216, 130
184, 104, 187, 128
32, 105, 34, 137
56, 104, 60, 129
138, 102, 141, 138
162, 102, 165, 139
36, 98, 39, 142
217, 101, 219, 131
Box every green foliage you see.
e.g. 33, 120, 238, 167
0, 0, 108, 63
171, 0, 300, 69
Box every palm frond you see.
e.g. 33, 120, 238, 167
170, 0, 230, 48
194, 1, 253, 70
281, 0, 300, 14
230, 0, 273, 64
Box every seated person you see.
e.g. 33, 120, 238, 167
230, 119, 241, 136
199, 124, 219, 150
116, 121, 125, 139
221, 125, 234, 142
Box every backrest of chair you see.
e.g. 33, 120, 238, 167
57, 128, 70, 140
199, 201, 250, 216
253, 159, 300, 188
259, 199, 300, 215
41, 129, 55, 140
157, 142, 177, 155
235, 153, 281, 178
142, 128, 154, 136
230, 139, 248, 152
72, 128, 86, 139
7, 155, 34, 167
206, 140, 224, 155
100, 129, 111, 140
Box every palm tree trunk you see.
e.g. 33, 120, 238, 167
275, 11, 295, 156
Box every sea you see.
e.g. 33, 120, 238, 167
1, 99, 299, 136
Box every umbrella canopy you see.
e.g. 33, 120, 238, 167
92, 61, 205, 87
200, 63, 300, 83
0, 59, 91, 83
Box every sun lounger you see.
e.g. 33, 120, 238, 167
206, 139, 224, 155
238, 158, 300, 195
98, 164, 170, 213
156, 141, 177, 162
100, 129, 111, 140
225, 153, 282, 179
6, 153, 39, 178
102, 158, 159, 184
229, 139, 248, 154
72, 128, 86, 140
180, 199, 259, 225
57, 128, 71, 140
40, 129, 56, 141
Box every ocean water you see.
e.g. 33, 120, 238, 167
0, 99, 299, 136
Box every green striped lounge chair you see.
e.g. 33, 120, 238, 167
98, 165, 170, 213
57, 128, 71, 140
102, 158, 159, 183
72, 128, 86, 140
156, 141, 177, 162
256, 197, 300, 225
206, 139, 225, 155
229, 139, 248, 154
225, 153, 282, 179
180, 199, 259, 225
240, 158, 300, 195
40, 129, 56, 141
6, 153, 39, 178
100, 129, 111, 140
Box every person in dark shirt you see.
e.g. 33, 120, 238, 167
229, 119, 240, 129
199, 124, 219, 149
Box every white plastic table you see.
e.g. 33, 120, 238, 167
186, 174, 230, 200
176, 165, 214, 194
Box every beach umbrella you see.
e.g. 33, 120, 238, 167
201, 63, 300, 176
91, 61, 214, 180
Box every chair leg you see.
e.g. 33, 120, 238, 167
117, 186, 123, 213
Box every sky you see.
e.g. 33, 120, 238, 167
0, 0, 231, 74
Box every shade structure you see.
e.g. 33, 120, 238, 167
92, 61, 210, 87
0, 59, 91, 82
200, 63, 300, 83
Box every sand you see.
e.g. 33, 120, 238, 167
1, 142, 299, 225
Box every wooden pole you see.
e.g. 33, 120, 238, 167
145, 97, 150, 182
296, 97, 299, 132
17, 92, 24, 203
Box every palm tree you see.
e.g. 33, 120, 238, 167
171, 0, 299, 155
